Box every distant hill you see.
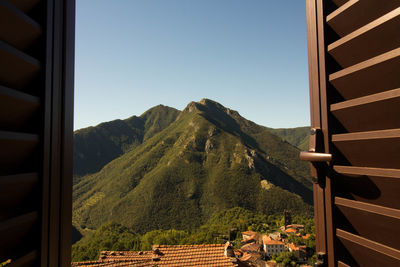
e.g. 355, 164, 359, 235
73, 105, 180, 179
266, 126, 310, 151
73, 99, 313, 234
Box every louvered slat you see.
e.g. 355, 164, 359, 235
337, 261, 350, 267
0, 85, 40, 132
8, 0, 40, 13
329, 47, 400, 100
0, 0, 41, 50
0, 173, 39, 221
330, 88, 400, 132
0, 40, 40, 91
0, 212, 38, 257
331, 0, 348, 8
332, 129, 400, 169
335, 197, 400, 250
336, 229, 400, 266
326, 0, 400, 38
333, 166, 400, 210
6, 251, 37, 267
0, 131, 39, 175
328, 7, 400, 68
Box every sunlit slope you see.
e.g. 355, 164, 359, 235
73, 105, 180, 178
73, 99, 313, 233
266, 126, 310, 151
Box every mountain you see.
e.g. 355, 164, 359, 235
73, 99, 313, 234
73, 105, 180, 179
266, 126, 310, 151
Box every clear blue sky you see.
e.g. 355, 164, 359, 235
75, 0, 310, 130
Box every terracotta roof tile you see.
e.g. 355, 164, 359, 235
262, 235, 272, 243
302, 234, 311, 240
240, 243, 261, 253
240, 252, 262, 263
285, 228, 297, 233
287, 224, 304, 229
288, 242, 300, 251
242, 231, 257, 236
72, 244, 242, 267
262, 238, 284, 246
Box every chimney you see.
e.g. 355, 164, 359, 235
224, 241, 235, 257
152, 245, 164, 256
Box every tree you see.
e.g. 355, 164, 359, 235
275, 251, 298, 266
71, 222, 141, 262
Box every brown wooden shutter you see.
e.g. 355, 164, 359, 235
305, 0, 400, 266
0, 0, 74, 266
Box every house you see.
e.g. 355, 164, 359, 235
288, 243, 307, 262
268, 232, 282, 241
71, 244, 249, 266
240, 252, 268, 267
242, 231, 258, 239
262, 235, 286, 257
265, 261, 278, 267
242, 231, 259, 243
302, 234, 311, 240
241, 242, 262, 254
287, 224, 304, 231
284, 228, 297, 234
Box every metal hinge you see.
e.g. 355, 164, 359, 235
313, 252, 327, 267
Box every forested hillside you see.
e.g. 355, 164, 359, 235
266, 126, 309, 151
72, 207, 315, 262
73, 105, 180, 179
73, 99, 313, 237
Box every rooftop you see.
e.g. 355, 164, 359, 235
285, 228, 297, 233
71, 244, 243, 267
242, 231, 258, 236
262, 235, 284, 246
240, 243, 261, 253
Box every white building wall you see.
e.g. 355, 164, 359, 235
263, 244, 285, 257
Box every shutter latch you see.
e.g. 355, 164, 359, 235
300, 128, 332, 162
299, 128, 332, 185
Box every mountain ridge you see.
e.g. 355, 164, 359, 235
73, 99, 313, 235
73, 105, 180, 179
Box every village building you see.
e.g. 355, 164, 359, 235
287, 224, 304, 230
284, 227, 297, 235
302, 233, 311, 240
240, 252, 266, 267
288, 243, 307, 262
241, 242, 262, 254
280, 224, 304, 232
268, 231, 282, 241
242, 230, 260, 244
262, 235, 286, 257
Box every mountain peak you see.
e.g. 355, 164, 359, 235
183, 99, 240, 118
199, 98, 218, 106
73, 99, 313, 234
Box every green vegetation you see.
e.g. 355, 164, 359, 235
272, 252, 298, 266
72, 207, 315, 262
71, 222, 141, 262
266, 126, 310, 151
73, 99, 313, 236
73, 105, 180, 179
